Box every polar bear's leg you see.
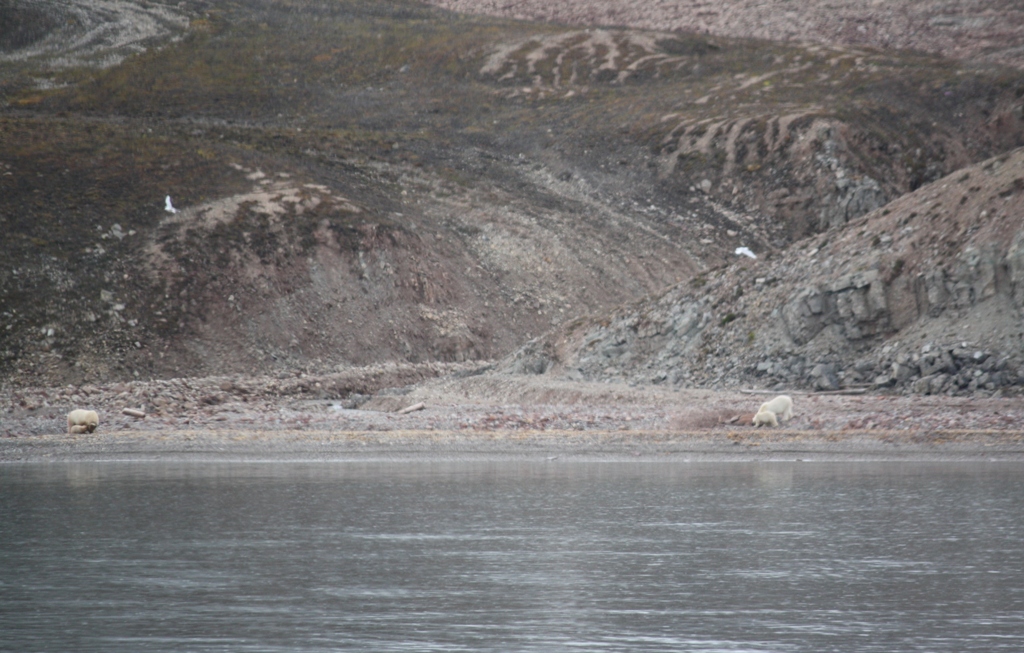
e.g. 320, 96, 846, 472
777, 396, 793, 422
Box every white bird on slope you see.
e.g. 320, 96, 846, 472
165, 195, 178, 213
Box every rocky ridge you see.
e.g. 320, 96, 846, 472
506, 146, 1024, 396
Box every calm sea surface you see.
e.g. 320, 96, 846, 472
2, 460, 1023, 652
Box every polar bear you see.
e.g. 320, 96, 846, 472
67, 409, 99, 434
752, 408, 778, 427
750, 395, 793, 427
758, 395, 793, 422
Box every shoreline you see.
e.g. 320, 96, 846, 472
4, 428, 1024, 463
5, 374, 1024, 463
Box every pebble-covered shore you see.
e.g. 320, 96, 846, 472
4, 368, 1024, 462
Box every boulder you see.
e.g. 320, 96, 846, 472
872, 373, 895, 387
891, 362, 915, 383
809, 363, 839, 391
912, 375, 933, 394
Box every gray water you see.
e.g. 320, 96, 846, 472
2, 461, 1023, 652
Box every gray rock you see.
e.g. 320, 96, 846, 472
919, 269, 949, 316
891, 362, 915, 383
781, 287, 829, 345
809, 363, 839, 391
854, 358, 876, 374
918, 350, 956, 377
820, 174, 886, 230
940, 350, 957, 373
951, 346, 974, 362
918, 354, 942, 377
787, 356, 806, 376
912, 375, 935, 395
931, 373, 950, 395
954, 246, 998, 305
1007, 369, 1021, 386
1008, 230, 1024, 307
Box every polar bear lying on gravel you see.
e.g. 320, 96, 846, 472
752, 395, 793, 427
67, 409, 99, 434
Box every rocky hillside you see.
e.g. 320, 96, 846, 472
1, 0, 1023, 392
425, 0, 1024, 71
508, 146, 1024, 396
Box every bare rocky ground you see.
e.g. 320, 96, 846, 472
2, 1, 1024, 458
425, 0, 1024, 70
3, 363, 1024, 461
509, 146, 1024, 396
0, 0, 187, 69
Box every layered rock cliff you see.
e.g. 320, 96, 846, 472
509, 147, 1024, 396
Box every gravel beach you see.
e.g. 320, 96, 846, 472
4, 368, 1023, 462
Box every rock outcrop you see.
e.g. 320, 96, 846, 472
505, 147, 1024, 396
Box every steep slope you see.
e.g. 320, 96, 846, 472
1, 0, 1023, 388
511, 147, 1024, 396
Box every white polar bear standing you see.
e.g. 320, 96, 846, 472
751, 395, 794, 427
67, 409, 99, 434
760, 395, 794, 421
